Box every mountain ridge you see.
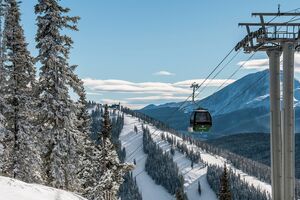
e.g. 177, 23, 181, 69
139, 70, 300, 136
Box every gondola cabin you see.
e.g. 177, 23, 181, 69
188, 108, 212, 132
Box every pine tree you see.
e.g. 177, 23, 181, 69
78, 137, 103, 199
175, 188, 188, 200
98, 104, 133, 200
0, 0, 8, 175
134, 125, 138, 133
198, 181, 201, 195
2, 0, 42, 183
219, 164, 231, 200
74, 85, 104, 198
35, 0, 81, 189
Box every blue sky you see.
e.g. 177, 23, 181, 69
20, 0, 300, 108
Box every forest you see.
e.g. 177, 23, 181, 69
0, 1, 132, 199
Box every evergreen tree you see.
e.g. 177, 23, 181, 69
2, 0, 42, 183
198, 181, 201, 195
119, 172, 142, 200
78, 137, 103, 199
74, 86, 105, 198
175, 188, 188, 200
219, 164, 231, 200
134, 125, 138, 133
0, 0, 8, 175
35, 0, 81, 189
98, 105, 132, 200
101, 105, 111, 141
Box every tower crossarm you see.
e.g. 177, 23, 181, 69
236, 12, 300, 53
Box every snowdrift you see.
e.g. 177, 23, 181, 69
0, 176, 86, 200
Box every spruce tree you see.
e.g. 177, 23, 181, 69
75, 85, 104, 198
219, 164, 231, 200
35, 0, 81, 189
2, 0, 42, 183
0, 0, 8, 174
175, 188, 187, 200
98, 104, 133, 200
198, 181, 201, 195
78, 136, 103, 199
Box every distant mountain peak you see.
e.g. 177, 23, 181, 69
139, 70, 300, 135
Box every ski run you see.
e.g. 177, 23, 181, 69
120, 112, 271, 200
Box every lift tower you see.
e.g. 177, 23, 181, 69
236, 10, 300, 200
191, 82, 200, 102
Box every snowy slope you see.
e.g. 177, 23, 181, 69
156, 130, 272, 196
121, 113, 272, 199
151, 131, 218, 200
120, 115, 174, 200
120, 114, 217, 200
0, 176, 86, 200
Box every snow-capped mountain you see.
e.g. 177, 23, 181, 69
139, 70, 300, 135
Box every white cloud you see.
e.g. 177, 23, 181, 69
238, 58, 269, 70
126, 95, 187, 102
83, 78, 234, 96
174, 79, 236, 87
86, 92, 103, 96
238, 53, 300, 72
83, 78, 191, 94
153, 70, 175, 76
83, 78, 236, 109
101, 99, 128, 105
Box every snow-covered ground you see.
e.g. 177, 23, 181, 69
151, 133, 217, 200
149, 126, 272, 196
120, 114, 217, 200
0, 176, 86, 200
120, 115, 174, 200
120, 113, 272, 200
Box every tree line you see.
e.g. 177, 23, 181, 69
207, 164, 271, 200
142, 126, 187, 199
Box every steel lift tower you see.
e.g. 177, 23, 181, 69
236, 10, 300, 200
191, 82, 200, 102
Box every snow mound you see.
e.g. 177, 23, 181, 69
0, 176, 86, 200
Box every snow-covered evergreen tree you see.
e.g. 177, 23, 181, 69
0, 0, 7, 174
198, 181, 201, 195
219, 164, 231, 200
97, 105, 132, 200
74, 86, 105, 199
1, 0, 42, 183
35, 0, 81, 190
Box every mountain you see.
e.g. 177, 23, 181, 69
139, 70, 300, 136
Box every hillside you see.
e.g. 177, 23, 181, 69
120, 112, 272, 199
139, 70, 300, 135
0, 176, 86, 200
207, 133, 300, 179
119, 115, 174, 200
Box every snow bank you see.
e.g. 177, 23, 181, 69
0, 176, 86, 200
